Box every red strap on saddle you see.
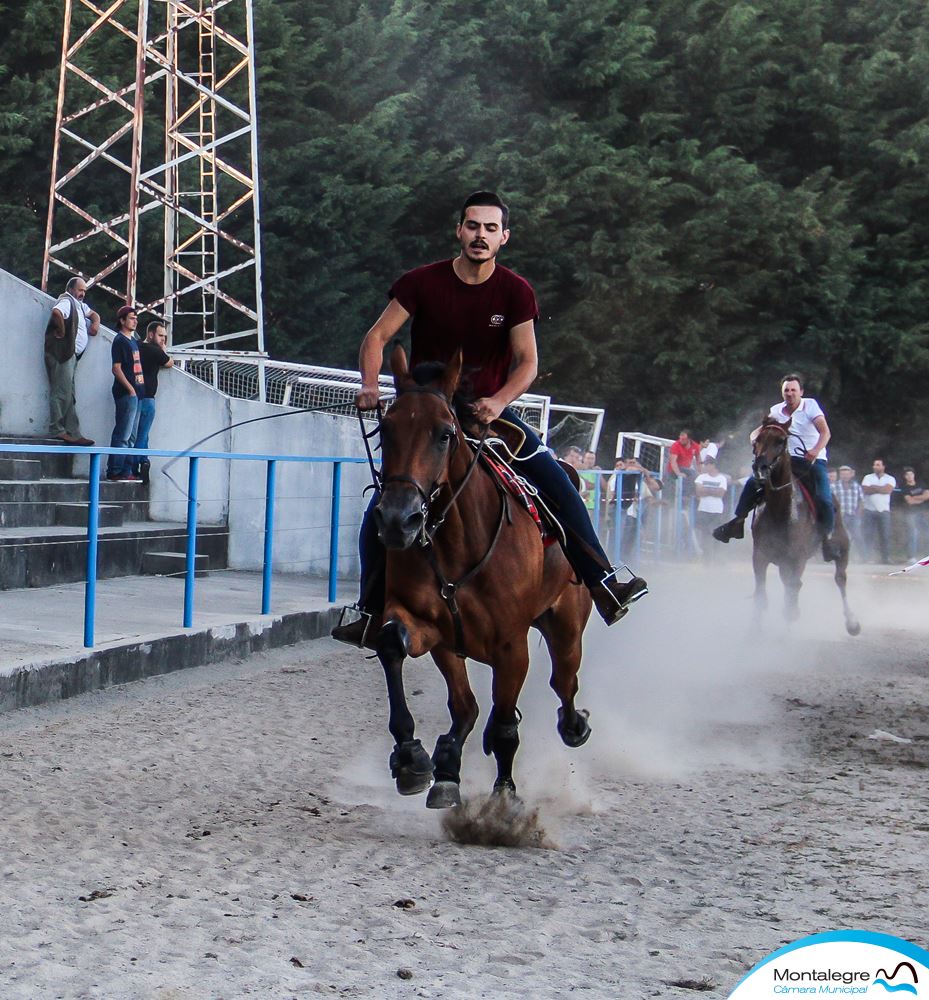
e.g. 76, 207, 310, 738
482, 454, 556, 546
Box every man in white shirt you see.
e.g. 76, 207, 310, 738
860, 458, 896, 562
694, 456, 729, 557
712, 373, 838, 560
43, 276, 100, 445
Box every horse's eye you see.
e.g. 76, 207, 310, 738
439, 428, 455, 445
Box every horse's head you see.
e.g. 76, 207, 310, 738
752, 417, 791, 484
373, 344, 463, 549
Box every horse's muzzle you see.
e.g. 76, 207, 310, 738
374, 492, 425, 549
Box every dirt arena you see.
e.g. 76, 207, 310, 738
0, 560, 926, 999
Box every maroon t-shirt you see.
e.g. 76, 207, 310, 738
389, 259, 539, 399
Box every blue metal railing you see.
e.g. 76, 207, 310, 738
0, 443, 366, 648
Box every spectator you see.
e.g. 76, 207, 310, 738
699, 438, 721, 466
43, 275, 99, 446
827, 467, 838, 490
106, 305, 145, 482
694, 456, 729, 557
579, 450, 601, 512
130, 321, 173, 485
861, 458, 896, 563
833, 465, 863, 552
667, 429, 701, 496
899, 466, 929, 563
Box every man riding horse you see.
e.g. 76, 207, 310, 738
712, 373, 840, 561
332, 190, 648, 647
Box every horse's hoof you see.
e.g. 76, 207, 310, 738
426, 781, 461, 809
846, 618, 861, 637
557, 707, 591, 748
390, 739, 434, 796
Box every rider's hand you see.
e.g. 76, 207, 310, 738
471, 396, 505, 425
355, 386, 381, 411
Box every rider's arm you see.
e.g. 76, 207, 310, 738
669, 449, 681, 477
806, 415, 831, 461
471, 320, 538, 424
356, 298, 412, 410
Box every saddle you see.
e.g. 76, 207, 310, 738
466, 415, 564, 548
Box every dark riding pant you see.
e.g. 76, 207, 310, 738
733, 457, 834, 535
353, 406, 616, 608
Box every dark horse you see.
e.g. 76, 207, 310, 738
370, 346, 593, 809
751, 418, 860, 635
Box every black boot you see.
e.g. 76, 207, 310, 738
591, 573, 649, 626
712, 517, 745, 543
331, 608, 382, 650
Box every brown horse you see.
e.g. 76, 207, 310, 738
751, 418, 860, 635
370, 346, 593, 809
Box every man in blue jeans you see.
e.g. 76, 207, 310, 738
332, 190, 648, 648
130, 321, 173, 484
106, 305, 145, 482
713, 373, 838, 560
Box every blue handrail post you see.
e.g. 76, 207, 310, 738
261, 460, 277, 614
329, 461, 342, 603
183, 457, 200, 628
83, 452, 102, 648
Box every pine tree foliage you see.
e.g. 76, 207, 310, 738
1, 0, 927, 464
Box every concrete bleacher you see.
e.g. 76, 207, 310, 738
0, 267, 372, 710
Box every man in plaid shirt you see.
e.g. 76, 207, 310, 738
834, 465, 863, 551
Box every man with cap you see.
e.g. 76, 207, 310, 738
833, 465, 863, 552
106, 305, 145, 481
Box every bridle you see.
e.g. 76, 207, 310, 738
368, 383, 490, 546
752, 424, 804, 491
360, 382, 505, 658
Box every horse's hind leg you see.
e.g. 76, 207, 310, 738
833, 542, 861, 636
376, 619, 433, 796
425, 648, 480, 810
752, 548, 769, 622
536, 591, 592, 749
482, 647, 530, 797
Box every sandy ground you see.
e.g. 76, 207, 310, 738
0, 559, 927, 999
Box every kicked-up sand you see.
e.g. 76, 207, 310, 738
0, 560, 926, 999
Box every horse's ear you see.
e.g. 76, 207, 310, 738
390, 342, 410, 388
441, 349, 463, 400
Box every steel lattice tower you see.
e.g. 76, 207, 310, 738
42, 0, 265, 354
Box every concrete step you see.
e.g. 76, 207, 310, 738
56, 503, 124, 528
0, 480, 149, 528
0, 458, 42, 480
0, 436, 77, 479
0, 522, 228, 590
141, 551, 209, 577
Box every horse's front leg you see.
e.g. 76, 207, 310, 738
376, 618, 434, 796
778, 561, 802, 621
752, 546, 769, 620
425, 647, 480, 809
482, 645, 530, 798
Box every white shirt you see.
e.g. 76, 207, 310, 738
767, 397, 827, 461
861, 473, 896, 513
54, 294, 94, 356
699, 441, 719, 462
695, 472, 728, 514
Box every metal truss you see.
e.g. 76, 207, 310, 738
42, 0, 265, 355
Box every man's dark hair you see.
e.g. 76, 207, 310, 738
459, 191, 508, 229
781, 373, 804, 389
903, 466, 914, 474
66, 276, 83, 293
